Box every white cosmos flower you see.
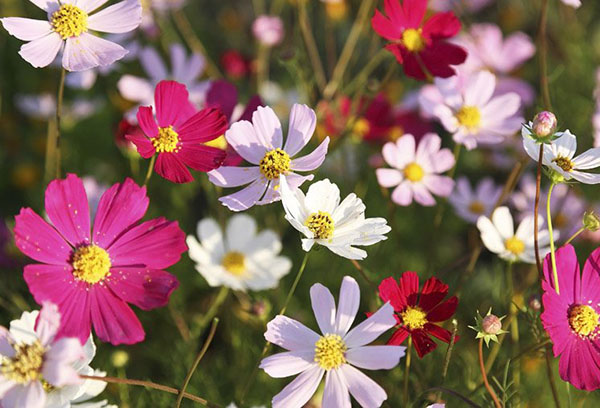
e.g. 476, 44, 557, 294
186, 214, 292, 292
477, 206, 557, 264
523, 129, 600, 184
279, 176, 391, 260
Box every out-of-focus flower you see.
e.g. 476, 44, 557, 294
186, 214, 292, 291
115, 117, 142, 156
280, 177, 390, 259
541, 245, 600, 390
377, 272, 458, 358
376, 133, 455, 206
523, 130, 600, 184
0, 220, 16, 269
252, 15, 284, 47
126, 80, 227, 183
371, 0, 467, 80
81, 177, 108, 221
1, 0, 142, 71
429, 0, 493, 13
420, 70, 523, 150
221, 50, 251, 80
560, 0, 581, 8
260, 276, 405, 408
477, 206, 555, 264
0, 303, 84, 408
14, 174, 187, 345
593, 68, 600, 148
15, 94, 100, 122
209, 104, 329, 211
449, 177, 502, 223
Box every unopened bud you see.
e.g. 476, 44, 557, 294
111, 350, 129, 368
252, 15, 284, 47
528, 295, 541, 311
584, 211, 600, 232
482, 314, 502, 335
532, 111, 557, 138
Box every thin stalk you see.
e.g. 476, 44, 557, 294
350, 259, 377, 292
547, 183, 559, 293
45, 68, 66, 182
506, 261, 521, 393
538, 0, 552, 111
533, 146, 544, 279
278, 251, 311, 316
196, 287, 229, 335
545, 346, 562, 408
403, 337, 412, 405
478, 339, 502, 408
143, 155, 156, 187
564, 227, 585, 246
433, 143, 461, 229
297, 2, 327, 92
342, 48, 388, 95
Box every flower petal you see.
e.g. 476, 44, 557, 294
218, 178, 268, 212
63, 33, 127, 72
154, 80, 195, 129
265, 315, 320, 351
87, 0, 142, 33
259, 350, 315, 378
310, 283, 336, 335
209, 166, 261, 188
14, 208, 71, 265
225, 120, 268, 164
344, 303, 396, 348
89, 287, 145, 345
334, 276, 360, 336
272, 365, 324, 408
154, 152, 194, 183
252, 106, 283, 150
106, 267, 178, 310
284, 104, 317, 156
346, 345, 405, 370
1, 381, 46, 408
340, 364, 388, 408
177, 107, 228, 143
19, 32, 63, 69
290, 137, 330, 171
0, 18, 52, 41
322, 368, 351, 408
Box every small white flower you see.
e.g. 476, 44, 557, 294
186, 214, 292, 292
449, 176, 502, 224
280, 176, 391, 260
523, 130, 600, 184
477, 206, 557, 264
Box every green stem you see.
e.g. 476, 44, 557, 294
533, 146, 544, 279
196, 287, 229, 335
545, 346, 562, 408
45, 68, 66, 182
506, 261, 520, 391
403, 337, 412, 405
297, 2, 327, 92
143, 155, 156, 187
564, 227, 585, 246
547, 183, 559, 293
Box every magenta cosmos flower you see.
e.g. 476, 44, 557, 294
260, 276, 405, 408
14, 174, 187, 345
126, 80, 228, 184
208, 104, 330, 211
1, 0, 142, 72
541, 244, 600, 390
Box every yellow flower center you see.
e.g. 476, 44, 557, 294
222, 251, 246, 276
401, 28, 425, 52
468, 200, 486, 214
259, 148, 291, 180
353, 118, 370, 136
72, 245, 112, 284
153, 126, 180, 153
568, 304, 600, 337
505, 236, 525, 255
314, 334, 347, 370
1, 341, 45, 384
305, 211, 335, 240
388, 126, 404, 141
51, 4, 88, 39
456, 106, 481, 130
553, 156, 574, 172
205, 135, 228, 150
400, 306, 428, 330
404, 162, 424, 182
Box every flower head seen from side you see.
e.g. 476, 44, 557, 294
126, 80, 228, 184
376, 133, 455, 207
449, 176, 502, 224
419, 70, 523, 150
477, 206, 556, 264
280, 177, 391, 260
186, 214, 292, 292
523, 129, 600, 184
0, 302, 84, 408
252, 15, 284, 47
541, 245, 600, 390
260, 276, 405, 408
14, 174, 187, 345
1, 0, 142, 71
208, 104, 330, 211
377, 272, 459, 358
371, 0, 467, 80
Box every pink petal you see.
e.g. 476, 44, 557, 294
334, 276, 360, 337
412, 183, 436, 206
2, 382, 46, 408
154, 80, 195, 128
391, 181, 413, 206
14, 208, 71, 265
256, 173, 313, 205
208, 166, 261, 188
284, 104, 317, 156
581, 246, 600, 303
402, 0, 426, 27
36, 302, 61, 345
126, 132, 155, 159
87, 0, 142, 33
346, 345, 405, 370
344, 303, 396, 348
117, 75, 154, 104
322, 369, 351, 408
219, 178, 268, 212
177, 144, 226, 172
259, 350, 315, 378
19, 32, 63, 69
558, 339, 600, 391
423, 175, 455, 197
272, 365, 324, 408
371, 10, 401, 41
106, 267, 178, 310
394, 135, 417, 169
136, 105, 159, 138
225, 120, 268, 164
205, 80, 238, 121
340, 364, 388, 407
0, 18, 52, 41
290, 137, 330, 172
376, 168, 402, 188
177, 107, 228, 143
154, 152, 193, 183
542, 244, 579, 303
42, 339, 84, 386
265, 315, 320, 351
310, 283, 336, 335
89, 287, 145, 345
252, 106, 283, 150
63, 33, 127, 72
464, 71, 495, 106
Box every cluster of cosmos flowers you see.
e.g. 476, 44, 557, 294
2, 0, 600, 407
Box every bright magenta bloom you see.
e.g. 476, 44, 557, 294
127, 80, 228, 184
14, 174, 187, 345
541, 245, 600, 390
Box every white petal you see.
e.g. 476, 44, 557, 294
265, 315, 320, 351
334, 276, 360, 336
477, 215, 505, 254
322, 369, 351, 408
491, 206, 514, 239
340, 364, 388, 408
225, 214, 257, 251
343, 303, 396, 348
87, 0, 142, 33
18, 33, 62, 69
1, 18, 52, 41
196, 218, 225, 258
569, 170, 600, 184
62, 33, 127, 72
272, 365, 324, 408
310, 283, 336, 335
572, 148, 600, 170
551, 130, 577, 160
284, 104, 317, 156
345, 345, 405, 370
2, 382, 46, 408
304, 179, 340, 215
260, 350, 315, 378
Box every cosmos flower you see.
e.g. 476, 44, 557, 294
252, 15, 284, 47
208, 104, 329, 211
14, 174, 187, 345
560, 0, 581, 8
448, 176, 502, 223
1, 0, 142, 71
541, 245, 600, 390
429, 0, 492, 13
15, 93, 100, 122
376, 272, 458, 358
221, 50, 251, 80
126, 80, 228, 184
0, 302, 84, 408
280, 177, 391, 260
186, 214, 292, 292
477, 206, 555, 264
260, 276, 405, 408
376, 133, 455, 206
371, 0, 467, 80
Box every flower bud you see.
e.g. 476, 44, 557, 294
528, 295, 541, 311
111, 350, 129, 368
584, 211, 600, 232
482, 314, 502, 335
252, 15, 284, 47
532, 111, 557, 138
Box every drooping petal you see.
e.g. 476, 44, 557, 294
63, 33, 127, 72
334, 276, 360, 336
346, 345, 405, 370
259, 350, 315, 378
14, 208, 71, 265
87, 0, 142, 33
340, 364, 388, 408
265, 315, 320, 351
89, 287, 145, 345
271, 365, 324, 408
19, 32, 63, 69
284, 104, 317, 156
218, 178, 268, 212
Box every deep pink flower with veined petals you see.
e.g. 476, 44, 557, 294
126, 80, 228, 184
14, 174, 187, 345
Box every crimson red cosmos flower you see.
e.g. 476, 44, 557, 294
127, 80, 228, 184
377, 271, 458, 357
372, 0, 467, 80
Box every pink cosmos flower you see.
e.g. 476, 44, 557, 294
449, 176, 502, 223
419, 70, 523, 150
252, 15, 284, 47
260, 276, 405, 408
126, 80, 228, 184
14, 174, 187, 345
208, 104, 330, 211
1, 0, 142, 72
541, 245, 600, 390
0, 302, 84, 408
376, 133, 455, 206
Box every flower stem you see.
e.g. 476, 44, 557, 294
544, 346, 562, 408
478, 338, 502, 408
278, 251, 310, 316
143, 155, 156, 187
297, 1, 327, 92
403, 337, 412, 405
506, 261, 521, 390
175, 318, 219, 408
195, 287, 229, 336
564, 227, 585, 246
533, 146, 544, 279
546, 182, 559, 293
45, 68, 66, 182
538, 0, 552, 111
349, 259, 377, 292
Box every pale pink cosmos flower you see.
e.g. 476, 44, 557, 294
1, 0, 142, 72
209, 104, 330, 211
419, 70, 523, 150
449, 176, 502, 223
429, 0, 493, 13
252, 15, 284, 47
593, 68, 600, 148
260, 276, 405, 408
561, 0, 581, 8
376, 133, 455, 206
0, 302, 84, 408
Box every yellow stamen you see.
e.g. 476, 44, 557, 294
468, 200, 486, 214
305, 211, 334, 240
568, 304, 600, 337
401, 306, 428, 330
259, 148, 291, 180
553, 156, 574, 172
1, 341, 45, 384
353, 118, 370, 136
222, 251, 246, 276
505, 236, 525, 255
72, 245, 111, 284
153, 126, 180, 153
404, 162, 424, 182
401, 28, 425, 52
314, 334, 347, 370
456, 106, 481, 130
51, 4, 88, 39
